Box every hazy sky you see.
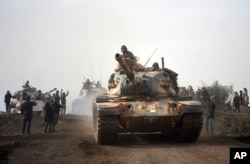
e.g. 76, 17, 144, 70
1, 0, 250, 112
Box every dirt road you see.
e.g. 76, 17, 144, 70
0, 114, 249, 164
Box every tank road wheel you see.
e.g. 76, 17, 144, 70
94, 116, 119, 145
175, 113, 203, 142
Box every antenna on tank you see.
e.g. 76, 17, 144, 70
91, 64, 93, 82
161, 57, 165, 69
144, 48, 157, 67
99, 64, 102, 85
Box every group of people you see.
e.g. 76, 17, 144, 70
82, 79, 102, 90
230, 88, 249, 112
179, 86, 217, 135
184, 85, 249, 135
199, 87, 217, 136
21, 89, 69, 134
4, 81, 70, 134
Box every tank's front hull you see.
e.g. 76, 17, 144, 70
92, 96, 203, 145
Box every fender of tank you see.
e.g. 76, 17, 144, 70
92, 53, 203, 145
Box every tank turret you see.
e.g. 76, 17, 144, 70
115, 53, 137, 85
110, 53, 177, 97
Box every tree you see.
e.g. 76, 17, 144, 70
200, 80, 233, 109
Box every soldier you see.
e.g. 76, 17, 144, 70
4, 90, 12, 113
23, 80, 31, 90
60, 89, 69, 116
95, 81, 101, 88
108, 73, 116, 90
152, 62, 159, 71
83, 79, 92, 90
121, 45, 137, 66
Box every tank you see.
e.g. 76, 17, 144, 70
10, 86, 57, 114
92, 53, 203, 144
72, 80, 107, 115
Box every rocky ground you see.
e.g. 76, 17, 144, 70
0, 112, 250, 164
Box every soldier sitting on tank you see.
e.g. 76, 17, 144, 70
95, 81, 101, 88
121, 45, 136, 65
116, 45, 144, 71
23, 81, 31, 89
152, 62, 160, 71
108, 73, 116, 90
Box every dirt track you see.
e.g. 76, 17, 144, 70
0, 114, 249, 164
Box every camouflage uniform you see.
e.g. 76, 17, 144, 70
121, 45, 136, 67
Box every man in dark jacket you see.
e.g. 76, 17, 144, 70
4, 90, 12, 113
52, 101, 62, 131
44, 98, 54, 133
21, 96, 36, 134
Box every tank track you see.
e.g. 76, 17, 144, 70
175, 113, 203, 142
94, 116, 119, 145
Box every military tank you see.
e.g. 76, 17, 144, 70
72, 80, 107, 115
92, 53, 203, 144
10, 86, 56, 114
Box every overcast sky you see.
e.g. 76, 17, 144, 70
1, 0, 250, 112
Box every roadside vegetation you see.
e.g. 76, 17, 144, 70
200, 80, 250, 137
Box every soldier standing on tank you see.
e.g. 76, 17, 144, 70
4, 90, 12, 113
60, 89, 69, 116
21, 96, 36, 134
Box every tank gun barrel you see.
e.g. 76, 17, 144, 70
115, 53, 137, 85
